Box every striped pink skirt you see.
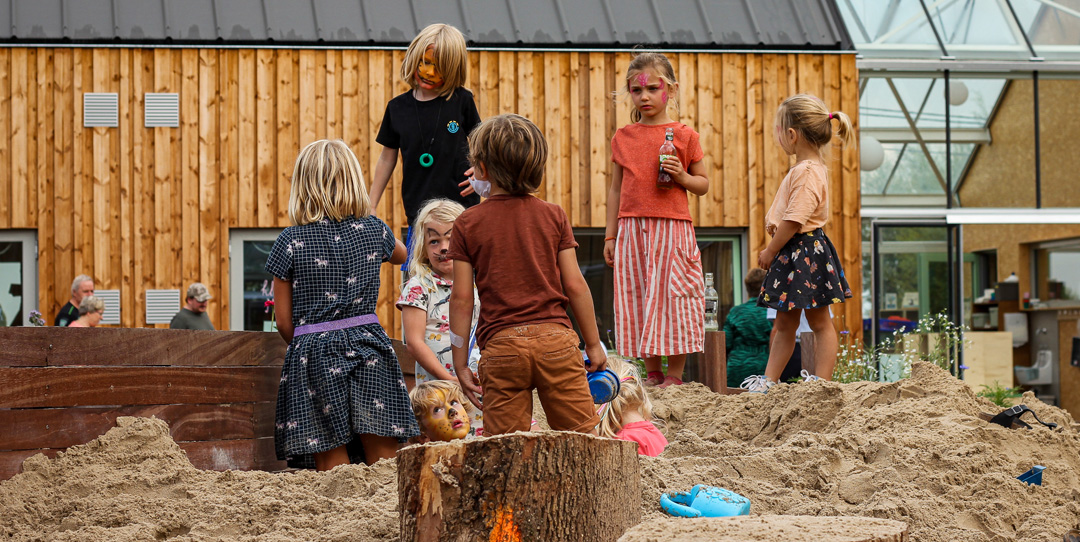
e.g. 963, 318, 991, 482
614, 217, 705, 358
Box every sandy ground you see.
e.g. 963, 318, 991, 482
2, 362, 1079, 541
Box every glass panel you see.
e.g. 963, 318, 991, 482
1012, 0, 1080, 58
241, 240, 276, 331
0, 241, 23, 326
1034, 239, 1080, 301
874, 226, 949, 348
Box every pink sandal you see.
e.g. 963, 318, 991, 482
658, 375, 684, 388
645, 371, 665, 386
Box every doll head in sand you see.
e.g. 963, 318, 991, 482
409, 379, 474, 442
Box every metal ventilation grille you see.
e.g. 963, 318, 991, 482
94, 289, 121, 325
144, 93, 179, 127
83, 93, 118, 127
145, 289, 181, 324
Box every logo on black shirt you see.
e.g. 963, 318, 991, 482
447, 120, 460, 134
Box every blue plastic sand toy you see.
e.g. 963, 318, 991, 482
1017, 465, 1045, 486
587, 368, 621, 404
660, 485, 751, 518
584, 355, 620, 404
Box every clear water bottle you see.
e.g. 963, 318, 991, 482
704, 272, 719, 331
657, 127, 676, 189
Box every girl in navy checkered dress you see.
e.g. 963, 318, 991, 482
266, 139, 418, 470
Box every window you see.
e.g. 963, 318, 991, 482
229, 229, 282, 331
572, 229, 744, 357
1033, 238, 1080, 302
0, 231, 38, 327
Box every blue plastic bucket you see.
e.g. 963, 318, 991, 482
587, 369, 621, 404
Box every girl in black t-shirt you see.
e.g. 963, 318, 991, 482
370, 23, 481, 272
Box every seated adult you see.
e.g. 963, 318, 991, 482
55, 274, 94, 327
68, 295, 106, 328
170, 283, 215, 330
723, 269, 772, 388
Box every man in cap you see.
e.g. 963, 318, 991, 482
170, 282, 215, 330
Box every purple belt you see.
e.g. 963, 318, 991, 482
293, 314, 379, 337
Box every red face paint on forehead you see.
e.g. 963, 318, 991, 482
636, 73, 650, 88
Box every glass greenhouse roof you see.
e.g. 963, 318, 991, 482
841, 0, 1080, 201
838, 0, 1080, 61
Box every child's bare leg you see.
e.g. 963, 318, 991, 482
805, 307, 837, 380
314, 445, 350, 472
358, 434, 400, 465
665, 354, 687, 380
764, 310, 801, 382
643, 356, 663, 375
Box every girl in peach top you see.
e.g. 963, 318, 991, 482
740, 94, 854, 393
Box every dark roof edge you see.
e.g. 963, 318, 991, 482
821, 0, 857, 51
0, 38, 857, 53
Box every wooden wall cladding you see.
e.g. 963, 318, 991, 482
0, 327, 287, 480
0, 48, 861, 338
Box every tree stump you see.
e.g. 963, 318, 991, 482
398, 432, 641, 542
618, 515, 909, 542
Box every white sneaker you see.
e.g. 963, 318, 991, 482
740, 375, 775, 393
800, 369, 823, 382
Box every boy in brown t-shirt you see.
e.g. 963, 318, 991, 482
448, 113, 607, 436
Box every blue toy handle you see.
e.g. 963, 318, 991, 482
660, 491, 701, 518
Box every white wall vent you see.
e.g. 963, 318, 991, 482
83, 93, 119, 127
146, 289, 181, 324
144, 93, 180, 128
94, 289, 121, 325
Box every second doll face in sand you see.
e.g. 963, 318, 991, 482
419, 389, 470, 442
416, 45, 444, 91
424, 220, 454, 278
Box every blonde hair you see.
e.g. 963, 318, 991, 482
401, 23, 469, 99
597, 356, 660, 439
78, 295, 105, 316
409, 379, 475, 421
776, 93, 854, 153
468, 114, 547, 195
408, 199, 466, 282
288, 139, 371, 226
618, 51, 680, 124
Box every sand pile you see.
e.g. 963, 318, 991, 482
641, 362, 1080, 542
2, 362, 1079, 541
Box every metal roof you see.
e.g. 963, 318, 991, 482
1, 0, 854, 50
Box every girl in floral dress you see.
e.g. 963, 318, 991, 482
396, 198, 483, 435
267, 139, 418, 470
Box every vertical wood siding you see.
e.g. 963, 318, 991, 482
0, 48, 861, 338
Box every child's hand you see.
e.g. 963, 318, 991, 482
584, 343, 607, 372
757, 248, 776, 270
456, 369, 484, 411
661, 155, 686, 184
603, 239, 616, 267
458, 167, 476, 197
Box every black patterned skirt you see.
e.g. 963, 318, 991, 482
757, 228, 852, 312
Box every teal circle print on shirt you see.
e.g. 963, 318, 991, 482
447, 120, 460, 134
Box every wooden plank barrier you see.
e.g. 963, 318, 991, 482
0, 327, 288, 480
0, 327, 419, 480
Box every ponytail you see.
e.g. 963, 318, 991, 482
830, 111, 854, 148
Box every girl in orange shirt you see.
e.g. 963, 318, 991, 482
604, 52, 709, 388
741, 94, 854, 393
